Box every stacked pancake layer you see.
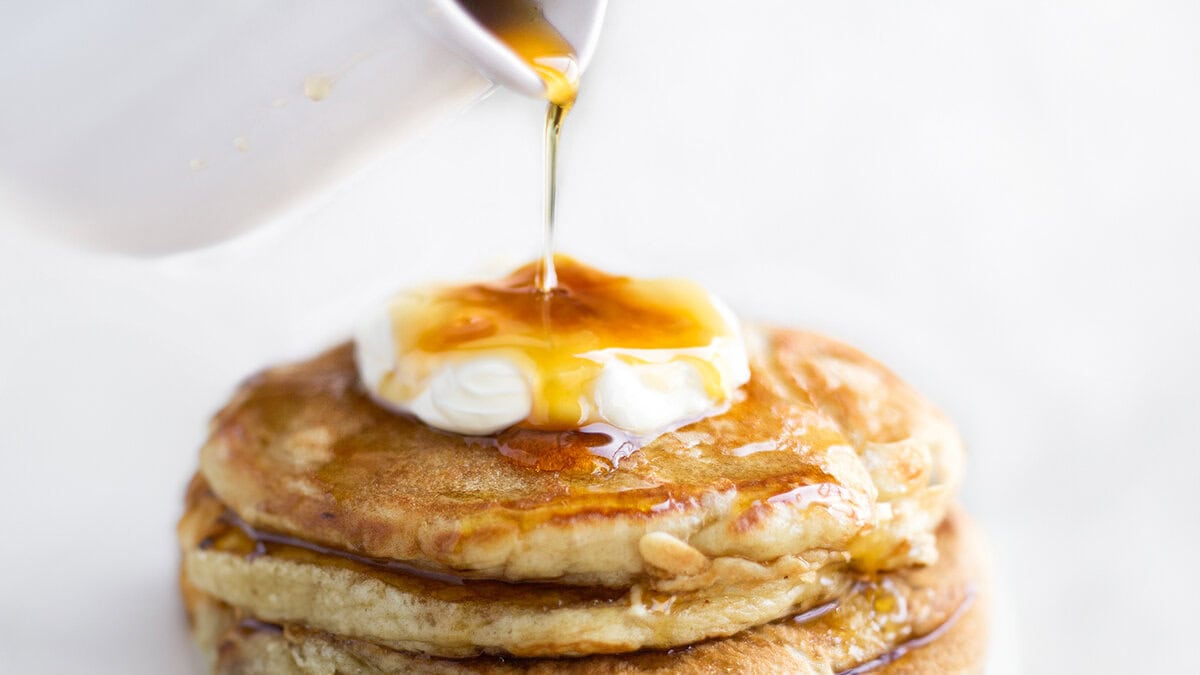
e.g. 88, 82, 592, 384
179, 328, 986, 672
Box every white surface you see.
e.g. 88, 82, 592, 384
1, 1, 1198, 673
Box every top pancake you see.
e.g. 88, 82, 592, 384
199, 327, 962, 586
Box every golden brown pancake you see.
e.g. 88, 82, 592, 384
180, 476, 857, 657
182, 325, 984, 670
183, 509, 988, 674
198, 328, 962, 588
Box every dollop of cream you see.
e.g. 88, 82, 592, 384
583, 335, 749, 436
353, 263, 751, 440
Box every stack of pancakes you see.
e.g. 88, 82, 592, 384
179, 328, 988, 673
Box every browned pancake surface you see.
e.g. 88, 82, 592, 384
179, 476, 856, 657
199, 328, 962, 584
184, 509, 987, 674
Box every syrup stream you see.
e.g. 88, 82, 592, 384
456, 0, 580, 292
540, 102, 567, 291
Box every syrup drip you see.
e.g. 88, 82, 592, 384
791, 598, 840, 625
487, 424, 635, 473
457, 0, 581, 291
237, 617, 284, 635
485, 415, 716, 474
219, 510, 468, 586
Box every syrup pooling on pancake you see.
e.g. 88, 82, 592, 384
355, 257, 751, 440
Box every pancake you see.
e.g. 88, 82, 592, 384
180, 475, 856, 657
182, 508, 988, 674
198, 327, 962, 588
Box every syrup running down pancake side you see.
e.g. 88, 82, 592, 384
182, 497, 987, 669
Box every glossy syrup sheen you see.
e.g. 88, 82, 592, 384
380, 256, 736, 432
214, 341, 847, 529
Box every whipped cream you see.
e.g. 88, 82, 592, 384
353, 261, 751, 440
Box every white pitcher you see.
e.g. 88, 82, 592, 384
0, 0, 606, 253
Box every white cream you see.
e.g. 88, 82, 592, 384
583, 334, 750, 436
353, 288, 750, 439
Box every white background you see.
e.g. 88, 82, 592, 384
2, 2, 1198, 673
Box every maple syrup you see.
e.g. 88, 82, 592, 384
352, 5, 750, 453
458, 0, 580, 291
